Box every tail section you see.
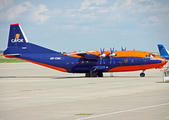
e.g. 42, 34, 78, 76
157, 44, 169, 59
8, 23, 28, 47
4, 23, 60, 55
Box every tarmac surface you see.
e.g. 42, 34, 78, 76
0, 62, 169, 120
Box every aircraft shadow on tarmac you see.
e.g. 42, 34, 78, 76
0, 75, 160, 79
0, 76, 85, 79
156, 81, 169, 83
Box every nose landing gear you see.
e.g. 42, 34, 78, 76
140, 70, 145, 77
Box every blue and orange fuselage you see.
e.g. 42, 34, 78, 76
4, 48, 167, 73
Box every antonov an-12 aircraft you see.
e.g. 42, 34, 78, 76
3, 23, 168, 77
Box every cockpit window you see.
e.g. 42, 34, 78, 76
145, 54, 155, 58
145, 55, 149, 57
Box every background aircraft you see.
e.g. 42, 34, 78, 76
157, 44, 169, 60
3, 23, 167, 77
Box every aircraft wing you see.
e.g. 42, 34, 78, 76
62, 51, 100, 60
63, 51, 86, 56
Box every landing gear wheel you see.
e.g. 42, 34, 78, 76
98, 72, 103, 77
85, 72, 90, 77
140, 73, 145, 77
85, 72, 97, 77
92, 72, 97, 77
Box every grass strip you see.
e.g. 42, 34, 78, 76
0, 53, 26, 63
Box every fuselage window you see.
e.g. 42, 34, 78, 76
119, 60, 123, 63
131, 59, 134, 63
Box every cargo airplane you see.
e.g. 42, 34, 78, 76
3, 23, 168, 77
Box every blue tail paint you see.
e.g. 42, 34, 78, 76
8, 23, 28, 47
4, 23, 60, 55
157, 44, 169, 60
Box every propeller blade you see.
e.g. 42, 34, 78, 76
121, 46, 123, 51
100, 48, 106, 64
100, 58, 105, 64
100, 48, 102, 54
121, 46, 126, 51
103, 59, 105, 64
112, 57, 115, 63
100, 48, 104, 54
100, 58, 102, 64
110, 47, 115, 64
110, 47, 114, 54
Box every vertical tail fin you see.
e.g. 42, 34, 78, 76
157, 44, 169, 59
4, 23, 60, 55
8, 23, 29, 47
157, 44, 169, 56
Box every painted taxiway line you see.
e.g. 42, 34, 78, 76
76, 103, 169, 120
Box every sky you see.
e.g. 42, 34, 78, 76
0, 0, 169, 52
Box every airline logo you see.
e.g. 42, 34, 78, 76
124, 58, 128, 63
11, 33, 23, 43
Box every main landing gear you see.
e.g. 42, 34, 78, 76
85, 72, 103, 77
140, 70, 145, 77
86, 70, 146, 77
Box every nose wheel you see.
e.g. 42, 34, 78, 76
140, 70, 145, 77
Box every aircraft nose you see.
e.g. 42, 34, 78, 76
165, 59, 168, 64
162, 58, 168, 65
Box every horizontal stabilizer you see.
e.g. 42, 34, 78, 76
4, 54, 20, 57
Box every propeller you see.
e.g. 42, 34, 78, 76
110, 48, 116, 64
100, 48, 106, 64
121, 46, 126, 51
